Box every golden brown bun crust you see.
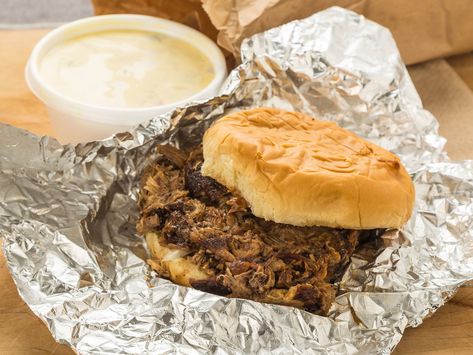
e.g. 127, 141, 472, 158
202, 108, 415, 229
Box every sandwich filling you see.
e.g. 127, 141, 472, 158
138, 146, 371, 314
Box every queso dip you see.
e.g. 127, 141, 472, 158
39, 30, 215, 108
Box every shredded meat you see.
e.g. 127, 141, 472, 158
138, 146, 367, 315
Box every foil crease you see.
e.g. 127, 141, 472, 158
1, 7, 472, 354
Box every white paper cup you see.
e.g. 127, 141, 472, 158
25, 15, 227, 144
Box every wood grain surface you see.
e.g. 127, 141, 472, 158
0, 29, 472, 354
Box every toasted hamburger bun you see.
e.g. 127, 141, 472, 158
202, 108, 415, 229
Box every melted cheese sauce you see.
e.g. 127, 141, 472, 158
40, 30, 215, 108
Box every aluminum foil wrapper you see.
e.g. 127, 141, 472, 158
1, 7, 472, 354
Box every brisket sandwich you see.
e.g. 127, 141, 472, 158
137, 108, 414, 314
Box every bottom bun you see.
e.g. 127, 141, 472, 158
146, 232, 212, 287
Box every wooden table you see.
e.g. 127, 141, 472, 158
1, 29, 472, 355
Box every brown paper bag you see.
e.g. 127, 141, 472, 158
93, 0, 473, 65
92, 0, 218, 42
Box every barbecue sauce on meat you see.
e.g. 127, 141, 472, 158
137, 146, 363, 315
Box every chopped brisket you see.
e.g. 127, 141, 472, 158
190, 277, 231, 296
138, 145, 365, 315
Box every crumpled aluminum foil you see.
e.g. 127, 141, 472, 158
1, 7, 472, 354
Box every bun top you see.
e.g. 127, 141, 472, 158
202, 108, 415, 229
